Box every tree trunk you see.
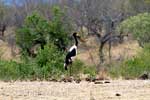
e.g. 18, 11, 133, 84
108, 40, 111, 63
99, 42, 104, 64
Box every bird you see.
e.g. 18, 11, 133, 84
64, 32, 84, 71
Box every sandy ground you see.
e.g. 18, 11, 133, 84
0, 80, 150, 100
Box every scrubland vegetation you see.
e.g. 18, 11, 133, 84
0, 0, 150, 81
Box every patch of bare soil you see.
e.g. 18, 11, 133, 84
0, 80, 150, 100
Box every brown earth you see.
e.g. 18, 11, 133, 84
0, 80, 150, 100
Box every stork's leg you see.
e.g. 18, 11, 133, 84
70, 65, 71, 76
69, 58, 73, 76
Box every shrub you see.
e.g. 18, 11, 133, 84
50, 6, 71, 49
12, 6, 73, 80
70, 59, 97, 78
0, 6, 94, 81
119, 13, 150, 47
16, 6, 71, 56
16, 13, 50, 54
109, 44, 150, 79
0, 58, 96, 81
35, 43, 65, 79
0, 59, 37, 81
0, 60, 19, 80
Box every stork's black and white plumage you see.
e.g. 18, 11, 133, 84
64, 32, 80, 70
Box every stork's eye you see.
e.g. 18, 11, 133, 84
76, 33, 79, 36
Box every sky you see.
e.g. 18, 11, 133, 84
2, 0, 59, 6
1, 0, 81, 7
2, 0, 20, 5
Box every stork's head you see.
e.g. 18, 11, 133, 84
72, 32, 85, 42
73, 32, 79, 37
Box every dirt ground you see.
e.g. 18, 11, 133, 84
0, 80, 150, 100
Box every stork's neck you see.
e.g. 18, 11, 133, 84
74, 35, 78, 46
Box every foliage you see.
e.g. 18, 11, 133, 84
109, 44, 150, 79
119, 13, 150, 46
0, 41, 97, 81
144, 0, 150, 4
16, 13, 50, 53
50, 6, 71, 50
71, 59, 97, 78
16, 6, 71, 55
1, 5, 97, 81
0, 60, 19, 80
0, 44, 64, 80
35, 44, 65, 79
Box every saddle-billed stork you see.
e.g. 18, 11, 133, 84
64, 32, 84, 72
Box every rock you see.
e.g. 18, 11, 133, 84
67, 78, 73, 82
94, 81, 103, 84
61, 77, 73, 83
104, 81, 110, 83
75, 79, 81, 84
139, 73, 149, 80
38, 92, 42, 96
116, 93, 121, 96
61, 78, 67, 82
50, 79, 58, 82
85, 78, 91, 82
91, 78, 97, 82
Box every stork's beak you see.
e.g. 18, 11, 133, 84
77, 36, 86, 42
76, 32, 86, 42
79, 38, 86, 42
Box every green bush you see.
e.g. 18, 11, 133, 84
0, 6, 95, 81
35, 44, 65, 79
14, 6, 72, 80
50, 6, 71, 49
0, 60, 35, 80
0, 60, 19, 80
0, 43, 65, 81
16, 6, 71, 55
70, 59, 97, 78
113, 13, 150, 79
109, 44, 150, 79
0, 58, 96, 81
16, 13, 50, 54
119, 13, 150, 46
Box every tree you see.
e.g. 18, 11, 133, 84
16, 6, 71, 56
50, 6, 71, 51
0, 0, 8, 37
144, 0, 150, 4
119, 13, 150, 47
71, 0, 126, 65
16, 13, 49, 56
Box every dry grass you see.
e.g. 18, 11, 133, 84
77, 36, 141, 66
0, 27, 20, 61
0, 40, 20, 61
111, 40, 142, 61
0, 40, 13, 60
